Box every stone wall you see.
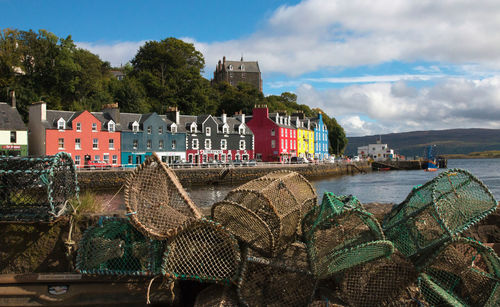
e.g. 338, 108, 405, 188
77, 162, 371, 190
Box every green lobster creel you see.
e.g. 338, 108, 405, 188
418, 237, 500, 307
124, 152, 202, 240
237, 242, 317, 307
194, 285, 239, 307
76, 217, 164, 276
0, 152, 78, 222
161, 218, 241, 284
304, 205, 394, 279
212, 171, 317, 257
383, 169, 498, 258
302, 192, 363, 239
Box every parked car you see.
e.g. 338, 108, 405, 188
352, 156, 361, 162
245, 159, 257, 166
231, 159, 243, 167
85, 160, 111, 170
290, 157, 309, 164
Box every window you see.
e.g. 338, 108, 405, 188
192, 139, 199, 149
109, 139, 114, 149
94, 155, 100, 161
58, 138, 64, 149
239, 140, 245, 150
93, 138, 98, 149
271, 139, 276, 148
108, 121, 115, 132
239, 126, 245, 135
228, 64, 233, 70
76, 123, 81, 132
103, 154, 109, 163
206, 127, 211, 136
132, 122, 139, 132
227, 154, 232, 161
271, 129, 275, 136
133, 140, 138, 149
204, 139, 211, 149
75, 155, 80, 165
281, 129, 283, 137
147, 140, 152, 149
75, 138, 81, 149
221, 139, 227, 150
158, 126, 163, 134
159, 140, 164, 149
171, 140, 176, 149
223, 125, 229, 134
10, 131, 16, 143
128, 156, 133, 164
92, 123, 97, 132
281, 139, 284, 149
191, 124, 196, 133
57, 118, 65, 130
112, 155, 117, 164
285, 129, 288, 137
171, 125, 177, 133
147, 126, 152, 134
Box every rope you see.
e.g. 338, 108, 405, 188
103, 184, 124, 211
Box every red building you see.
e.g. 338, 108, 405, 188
247, 105, 297, 162
29, 102, 121, 167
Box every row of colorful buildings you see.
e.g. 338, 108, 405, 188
2, 97, 330, 167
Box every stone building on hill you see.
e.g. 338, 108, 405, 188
212, 56, 262, 92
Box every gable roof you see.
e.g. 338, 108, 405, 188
0, 103, 26, 130
224, 60, 260, 73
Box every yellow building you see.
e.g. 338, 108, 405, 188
292, 112, 315, 159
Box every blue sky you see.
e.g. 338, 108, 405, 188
3, 0, 500, 136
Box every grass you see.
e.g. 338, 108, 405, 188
443, 150, 500, 159
70, 191, 101, 221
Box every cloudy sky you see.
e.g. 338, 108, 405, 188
3, 0, 500, 136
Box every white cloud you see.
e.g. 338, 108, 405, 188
76, 41, 146, 67
297, 77, 500, 136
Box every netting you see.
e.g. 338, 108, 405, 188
124, 152, 202, 240
382, 169, 498, 258
194, 285, 239, 307
76, 217, 164, 276
0, 152, 78, 222
161, 218, 241, 284
212, 171, 314, 257
237, 242, 317, 307
302, 192, 364, 239
304, 206, 394, 278
338, 251, 419, 306
418, 237, 500, 307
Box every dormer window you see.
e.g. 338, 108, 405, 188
228, 64, 233, 70
132, 121, 139, 133
190, 123, 197, 133
206, 127, 211, 136
171, 124, 177, 133
239, 126, 245, 135
108, 121, 115, 132
240, 65, 245, 70
223, 125, 229, 134
57, 118, 65, 130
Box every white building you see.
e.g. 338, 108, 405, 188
357, 139, 395, 161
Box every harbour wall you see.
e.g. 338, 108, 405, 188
77, 162, 372, 190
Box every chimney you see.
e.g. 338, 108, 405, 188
102, 102, 120, 124
10, 90, 16, 108
223, 56, 226, 64
222, 113, 227, 124
166, 106, 180, 125
30, 101, 46, 122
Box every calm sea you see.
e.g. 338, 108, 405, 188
186, 159, 500, 208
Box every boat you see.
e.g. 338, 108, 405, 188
424, 145, 439, 172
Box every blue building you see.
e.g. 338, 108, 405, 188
310, 113, 329, 160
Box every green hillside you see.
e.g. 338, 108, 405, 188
345, 129, 500, 157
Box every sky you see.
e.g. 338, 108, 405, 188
3, 0, 500, 137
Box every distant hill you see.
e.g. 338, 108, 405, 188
345, 128, 500, 158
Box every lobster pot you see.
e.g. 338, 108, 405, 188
0, 152, 78, 222
338, 252, 419, 307
383, 169, 498, 258
161, 219, 241, 284
212, 171, 308, 256
418, 237, 500, 307
305, 208, 394, 278
237, 242, 317, 307
302, 192, 363, 238
76, 217, 164, 276
124, 153, 201, 240
194, 285, 239, 307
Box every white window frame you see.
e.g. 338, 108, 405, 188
192, 139, 199, 149
103, 154, 109, 163
92, 123, 97, 132
172, 140, 176, 149
190, 123, 197, 133
271, 129, 275, 136
222, 124, 229, 134
75, 138, 81, 150
221, 139, 227, 150
132, 122, 139, 133
58, 138, 64, 149
112, 155, 117, 164
206, 127, 211, 136
93, 138, 98, 149
239, 126, 245, 135
76, 122, 81, 132
271, 139, 276, 148
57, 118, 65, 130
239, 140, 245, 150
108, 121, 115, 132
75, 155, 80, 165
205, 139, 211, 149
171, 124, 177, 133
159, 140, 164, 149
133, 139, 138, 149
147, 140, 152, 149
147, 126, 152, 134
109, 138, 114, 150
